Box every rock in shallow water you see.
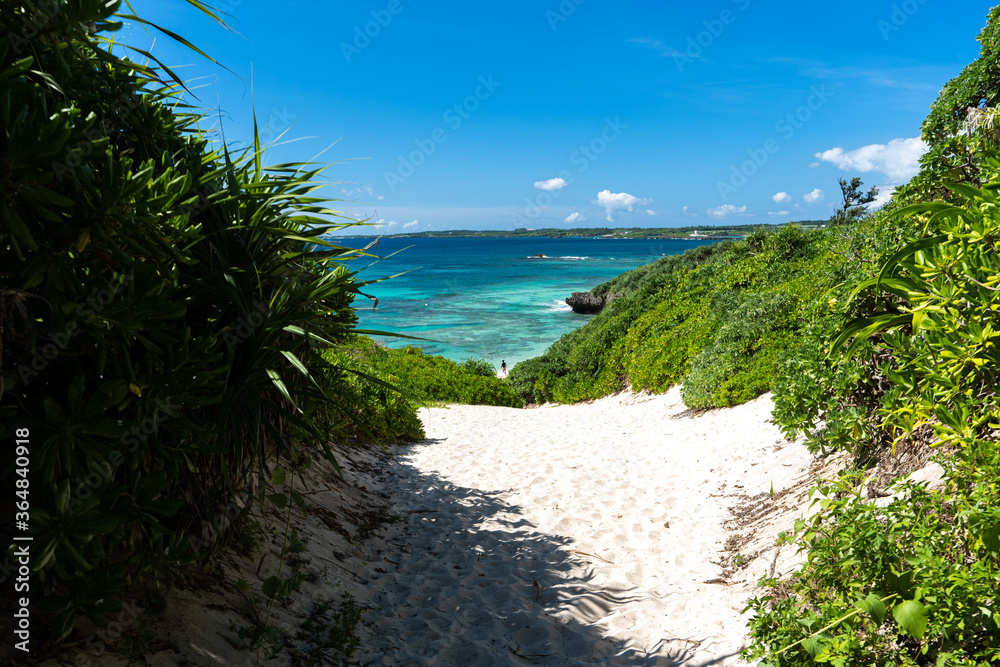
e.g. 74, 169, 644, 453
565, 291, 621, 314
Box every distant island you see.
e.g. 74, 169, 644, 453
331, 221, 828, 240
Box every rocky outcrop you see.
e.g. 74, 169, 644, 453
566, 291, 622, 314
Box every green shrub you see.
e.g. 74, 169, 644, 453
682, 292, 795, 408
0, 0, 401, 640
771, 210, 918, 457
510, 224, 835, 408
745, 456, 1000, 666
461, 358, 497, 378
307, 348, 424, 444
747, 173, 1000, 666
340, 338, 524, 408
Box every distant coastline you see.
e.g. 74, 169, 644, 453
330, 220, 827, 241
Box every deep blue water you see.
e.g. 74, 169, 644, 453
336, 236, 721, 368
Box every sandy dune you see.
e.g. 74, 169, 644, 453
359, 388, 818, 665
50, 388, 828, 667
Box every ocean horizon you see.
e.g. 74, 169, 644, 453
339, 235, 722, 368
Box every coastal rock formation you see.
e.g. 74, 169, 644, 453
566, 291, 621, 314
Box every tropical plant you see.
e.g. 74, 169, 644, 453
748, 174, 1000, 666
896, 5, 1000, 204
461, 358, 497, 378
509, 224, 831, 407
744, 464, 1000, 666
339, 338, 523, 408
0, 0, 403, 640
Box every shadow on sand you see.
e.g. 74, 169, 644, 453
357, 437, 742, 667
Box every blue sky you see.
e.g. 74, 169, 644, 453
120, 0, 995, 232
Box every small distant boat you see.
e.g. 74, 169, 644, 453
527, 253, 548, 259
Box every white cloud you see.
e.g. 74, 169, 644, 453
815, 137, 928, 183
646, 209, 656, 216
808, 162, 820, 168
564, 211, 585, 224
769, 210, 791, 217
707, 204, 748, 218
683, 205, 698, 218
871, 185, 896, 209
593, 190, 652, 222
803, 188, 824, 204
630, 37, 694, 60
534, 177, 568, 191
773, 192, 791, 204
403, 219, 419, 229
341, 183, 375, 199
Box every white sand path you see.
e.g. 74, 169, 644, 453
360, 388, 816, 666
48, 388, 824, 667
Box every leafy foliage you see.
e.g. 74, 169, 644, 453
681, 291, 796, 409
750, 165, 1000, 664
305, 346, 425, 445
461, 358, 497, 378
0, 0, 407, 639
771, 210, 919, 457
338, 338, 524, 408
509, 224, 830, 407
745, 465, 1000, 666
897, 5, 1000, 204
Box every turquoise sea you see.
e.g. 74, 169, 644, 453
338, 236, 722, 368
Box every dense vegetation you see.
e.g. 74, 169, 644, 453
507, 224, 850, 407
0, 0, 423, 644
746, 182, 1000, 665
0, 1, 535, 647
326, 337, 524, 409
743, 7, 1000, 664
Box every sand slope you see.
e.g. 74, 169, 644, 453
360, 388, 817, 665
47, 388, 828, 667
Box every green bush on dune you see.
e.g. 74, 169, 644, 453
508, 223, 837, 407
461, 357, 499, 378
746, 174, 1000, 667
744, 7, 1000, 664
0, 0, 424, 640
333, 338, 524, 408
681, 291, 796, 409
